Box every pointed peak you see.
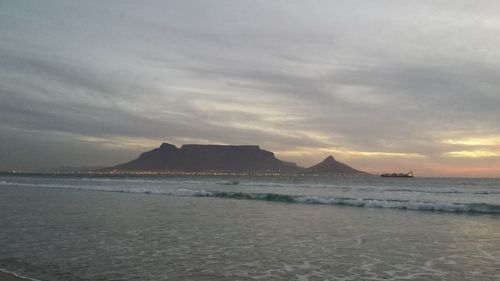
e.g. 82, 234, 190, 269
324, 155, 336, 161
159, 143, 178, 150
304, 154, 367, 175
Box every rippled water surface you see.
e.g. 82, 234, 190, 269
1, 175, 500, 280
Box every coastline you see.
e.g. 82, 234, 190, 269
0, 270, 38, 281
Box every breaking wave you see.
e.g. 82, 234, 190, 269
193, 191, 500, 214
0, 268, 41, 281
2, 180, 500, 215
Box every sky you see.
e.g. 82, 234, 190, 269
1, 0, 500, 177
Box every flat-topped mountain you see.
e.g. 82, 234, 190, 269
105, 143, 299, 173
103, 143, 369, 175
304, 155, 368, 175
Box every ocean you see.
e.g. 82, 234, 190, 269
1, 175, 499, 280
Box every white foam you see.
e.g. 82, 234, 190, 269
0, 268, 42, 281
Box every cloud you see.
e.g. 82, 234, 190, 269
443, 150, 500, 158
443, 136, 500, 146
1, 0, 500, 176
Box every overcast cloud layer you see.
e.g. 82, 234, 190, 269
1, 0, 500, 176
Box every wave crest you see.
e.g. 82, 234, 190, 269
193, 191, 500, 214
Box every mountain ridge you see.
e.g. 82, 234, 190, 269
104, 142, 299, 173
103, 143, 369, 175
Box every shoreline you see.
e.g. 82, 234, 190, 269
0, 270, 38, 281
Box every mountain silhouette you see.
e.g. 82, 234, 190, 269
304, 155, 368, 175
104, 143, 299, 173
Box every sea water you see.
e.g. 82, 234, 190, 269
1, 175, 499, 280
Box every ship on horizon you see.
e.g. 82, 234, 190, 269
381, 171, 414, 178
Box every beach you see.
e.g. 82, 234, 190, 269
1, 175, 500, 280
